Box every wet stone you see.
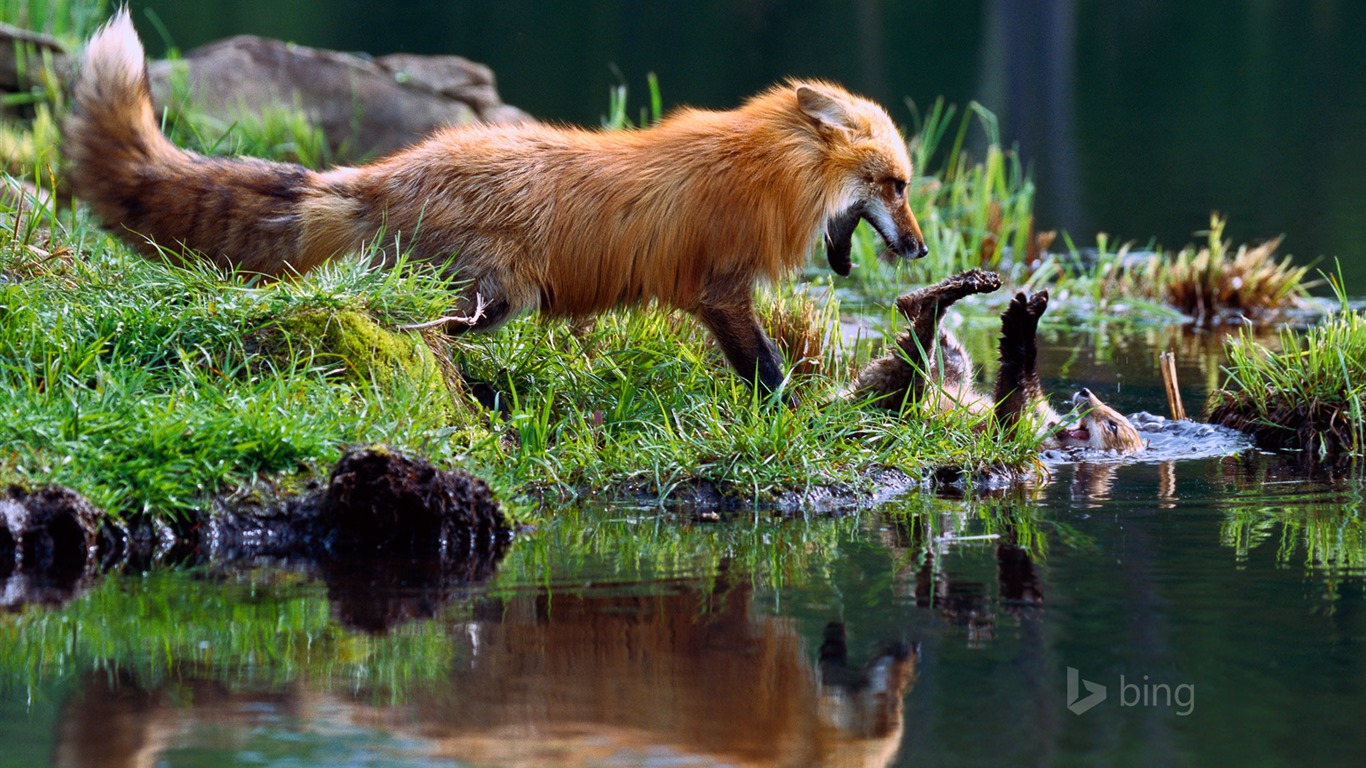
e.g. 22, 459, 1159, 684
0, 485, 104, 607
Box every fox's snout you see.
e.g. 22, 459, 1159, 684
884, 202, 928, 261
890, 231, 929, 260
857, 201, 929, 263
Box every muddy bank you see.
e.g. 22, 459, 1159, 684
3, 448, 513, 628
615, 413, 1253, 516
1207, 391, 1359, 457
608, 464, 1042, 519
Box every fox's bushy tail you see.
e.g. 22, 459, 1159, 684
64, 9, 358, 276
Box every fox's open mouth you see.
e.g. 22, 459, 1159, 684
1060, 426, 1090, 442
824, 207, 863, 276
825, 206, 927, 275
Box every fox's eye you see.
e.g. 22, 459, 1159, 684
1107, 422, 1119, 433
881, 178, 907, 197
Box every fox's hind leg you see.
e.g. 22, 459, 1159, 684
849, 269, 1000, 409
993, 290, 1049, 432
437, 252, 540, 334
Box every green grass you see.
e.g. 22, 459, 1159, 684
0, 0, 107, 41
0, 209, 1046, 520
0, 234, 481, 516
1207, 268, 1366, 455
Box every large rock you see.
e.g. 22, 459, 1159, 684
147, 35, 533, 159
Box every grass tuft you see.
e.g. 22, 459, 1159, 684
1207, 267, 1366, 455
1114, 214, 1311, 324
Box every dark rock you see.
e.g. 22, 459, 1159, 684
147, 36, 533, 159
0, 484, 103, 607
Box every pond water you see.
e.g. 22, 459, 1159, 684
3, 323, 1364, 767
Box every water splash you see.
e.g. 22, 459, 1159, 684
1043, 412, 1252, 466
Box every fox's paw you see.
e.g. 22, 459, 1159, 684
1002, 290, 1048, 336
896, 270, 1003, 322
957, 269, 1004, 296
899, 269, 1002, 311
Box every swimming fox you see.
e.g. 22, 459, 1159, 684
850, 270, 1144, 454
64, 10, 927, 400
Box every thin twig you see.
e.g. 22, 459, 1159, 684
398, 293, 487, 331
1160, 351, 1187, 421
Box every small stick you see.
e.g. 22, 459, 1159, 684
398, 293, 487, 331
1160, 351, 1187, 421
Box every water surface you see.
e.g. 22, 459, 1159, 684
3, 327, 1364, 767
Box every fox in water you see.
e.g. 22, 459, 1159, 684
64, 10, 928, 402
850, 270, 1145, 454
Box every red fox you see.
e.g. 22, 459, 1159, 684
850, 270, 1144, 454
64, 10, 927, 400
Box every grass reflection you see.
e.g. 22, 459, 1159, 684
1216, 455, 1366, 594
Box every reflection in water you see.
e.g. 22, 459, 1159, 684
53, 570, 917, 768
1158, 460, 1178, 508
1068, 462, 1119, 507
885, 509, 1045, 648
16, 448, 1366, 765
1215, 452, 1366, 586
997, 529, 1045, 610
320, 545, 507, 633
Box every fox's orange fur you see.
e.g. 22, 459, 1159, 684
65, 10, 927, 399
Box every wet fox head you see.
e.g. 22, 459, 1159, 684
1056, 388, 1144, 454
797, 83, 928, 276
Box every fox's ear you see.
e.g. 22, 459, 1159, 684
796, 85, 855, 132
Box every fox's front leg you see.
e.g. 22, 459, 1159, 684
695, 298, 792, 406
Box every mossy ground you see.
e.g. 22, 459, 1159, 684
265, 308, 461, 423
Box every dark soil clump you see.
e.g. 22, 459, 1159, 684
0, 485, 104, 606
321, 447, 508, 556
1207, 391, 1362, 456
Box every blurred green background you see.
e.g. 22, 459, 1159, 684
127, 0, 1366, 283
